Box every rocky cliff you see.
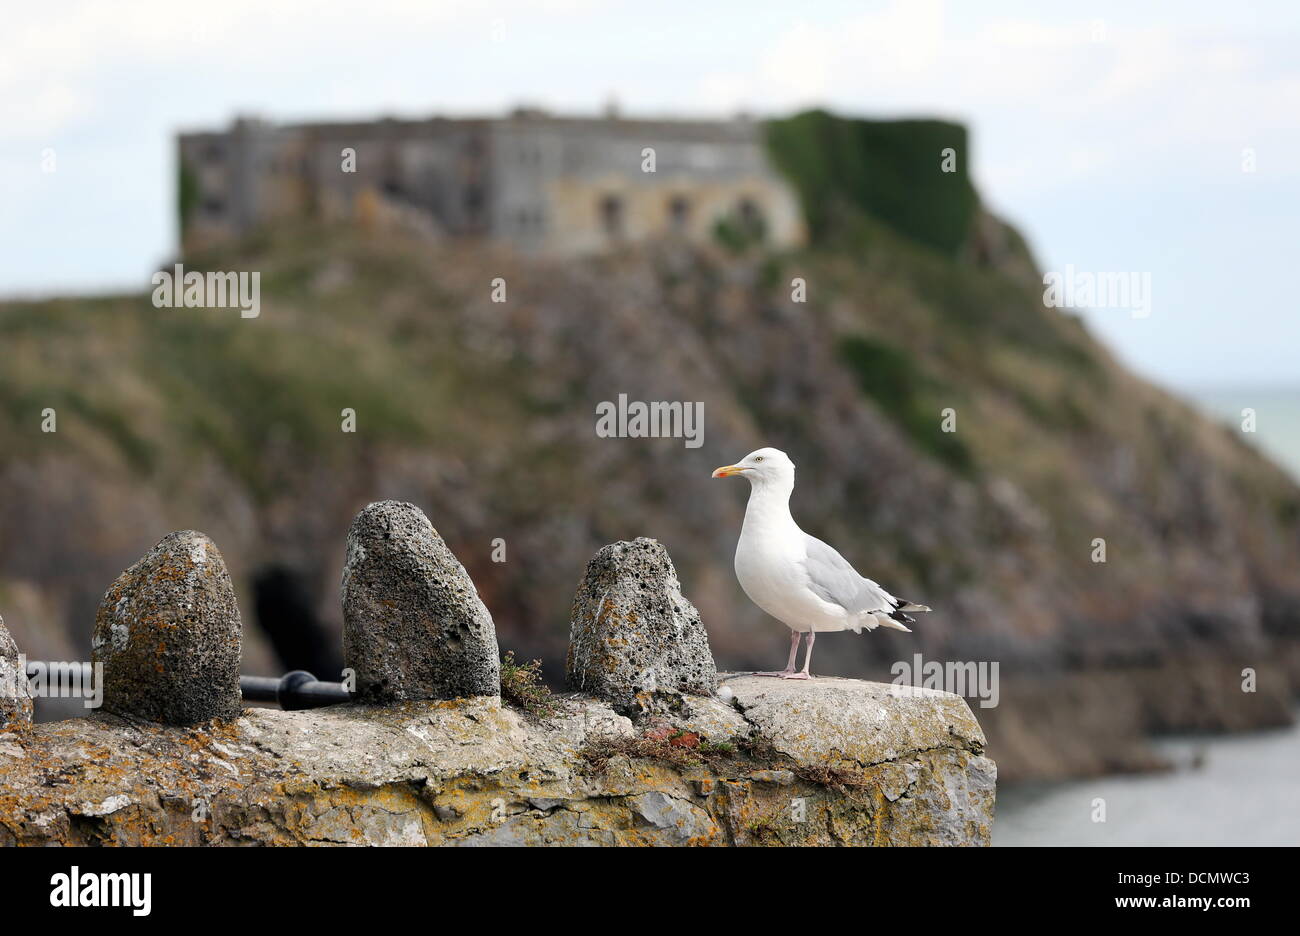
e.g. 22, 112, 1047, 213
0, 509, 994, 847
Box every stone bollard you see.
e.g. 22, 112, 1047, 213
567, 537, 717, 718
91, 531, 243, 725
341, 501, 500, 703
0, 613, 33, 729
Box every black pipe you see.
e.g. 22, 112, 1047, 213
239, 670, 351, 710
24, 663, 351, 711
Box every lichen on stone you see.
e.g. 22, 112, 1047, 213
566, 538, 717, 718
90, 531, 242, 726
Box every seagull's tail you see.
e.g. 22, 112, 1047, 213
876, 598, 931, 632
875, 614, 912, 632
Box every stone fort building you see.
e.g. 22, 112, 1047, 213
178, 108, 805, 254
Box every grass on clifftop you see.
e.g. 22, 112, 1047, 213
765, 110, 979, 255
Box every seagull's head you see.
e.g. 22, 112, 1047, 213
711, 447, 795, 487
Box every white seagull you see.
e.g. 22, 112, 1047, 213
712, 447, 929, 679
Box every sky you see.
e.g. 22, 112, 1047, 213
2, 0, 1298, 389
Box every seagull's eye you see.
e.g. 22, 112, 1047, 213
754, 456, 764, 462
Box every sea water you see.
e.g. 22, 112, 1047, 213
994, 719, 1300, 846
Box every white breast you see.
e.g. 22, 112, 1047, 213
734, 506, 850, 634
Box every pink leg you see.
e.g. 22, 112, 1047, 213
756, 630, 801, 677
783, 631, 815, 679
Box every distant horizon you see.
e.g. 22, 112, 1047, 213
1185, 384, 1300, 483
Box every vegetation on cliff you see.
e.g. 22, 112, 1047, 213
765, 110, 978, 255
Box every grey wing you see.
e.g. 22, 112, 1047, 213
801, 534, 898, 616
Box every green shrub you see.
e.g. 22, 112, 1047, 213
765, 110, 978, 257
837, 335, 975, 474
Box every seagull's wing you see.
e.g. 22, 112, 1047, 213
802, 534, 920, 633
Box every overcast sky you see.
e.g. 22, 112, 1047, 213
3, 0, 1297, 389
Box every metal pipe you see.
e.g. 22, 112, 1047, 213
249, 670, 351, 710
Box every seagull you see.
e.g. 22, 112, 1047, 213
712, 447, 928, 679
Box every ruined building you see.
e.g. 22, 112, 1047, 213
178, 109, 806, 254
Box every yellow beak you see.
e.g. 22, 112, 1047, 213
711, 464, 747, 478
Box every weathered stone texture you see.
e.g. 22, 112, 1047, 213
342, 501, 500, 703
90, 531, 242, 725
724, 675, 996, 845
0, 675, 994, 846
567, 538, 717, 717
0, 614, 33, 729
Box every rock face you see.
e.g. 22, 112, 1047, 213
723, 675, 996, 844
0, 614, 33, 729
91, 531, 242, 725
342, 501, 500, 702
0, 675, 994, 846
567, 538, 717, 717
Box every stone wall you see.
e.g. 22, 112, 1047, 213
178, 111, 806, 256
0, 502, 994, 846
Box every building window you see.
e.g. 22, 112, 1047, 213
668, 196, 690, 231
600, 195, 623, 238
465, 186, 485, 223
517, 208, 543, 232
737, 197, 765, 239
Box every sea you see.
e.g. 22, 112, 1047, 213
994, 720, 1300, 846
994, 385, 1300, 847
